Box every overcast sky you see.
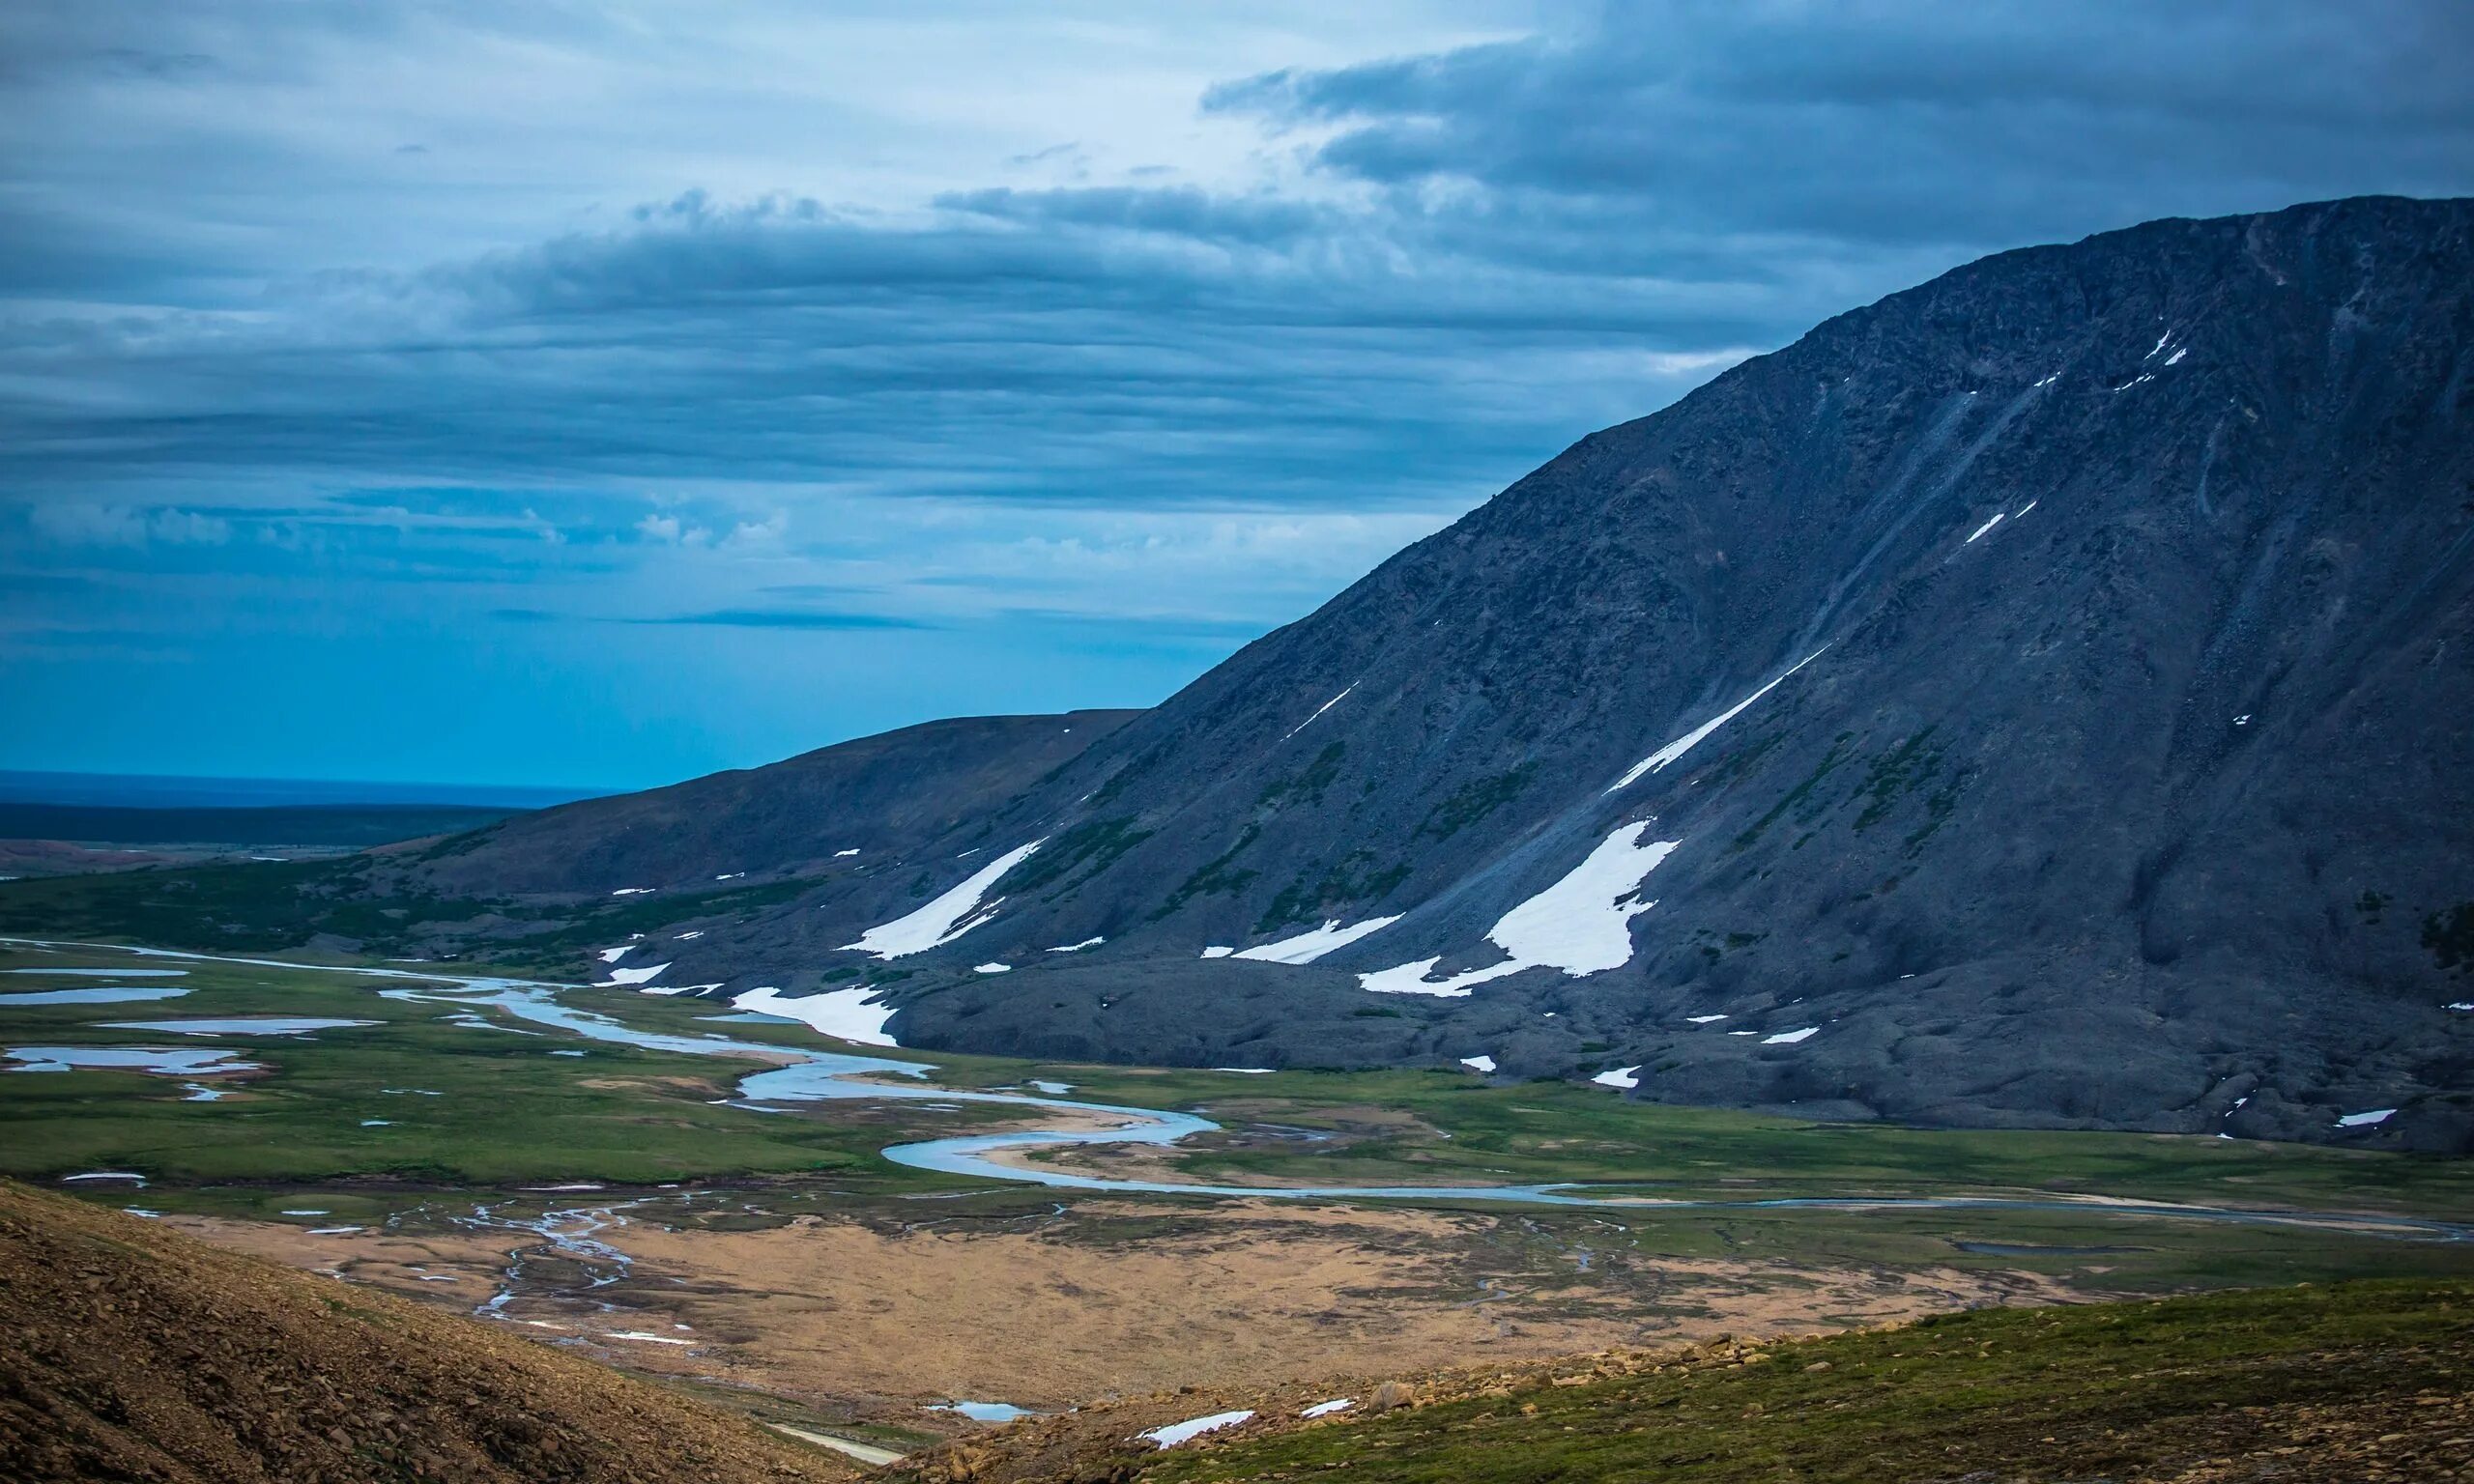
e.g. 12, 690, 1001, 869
6, 1, 2470, 791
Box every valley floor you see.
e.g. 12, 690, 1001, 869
6, 936, 2474, 1470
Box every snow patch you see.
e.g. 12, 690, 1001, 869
2164, 347, 2188, 366
1686, 1013, 1729, 1024
1281, 683, 1358, 742
843, 839, 1045, 958
596, 946, 633, 963
1459, 1055, 1497, 1073
1762, 1026, 1819, 1045
1360, 824, 1682, 997
1141, 1411, 1254, 1448
974, 962, 1012, 974
1234, 916, 1402, 964
610, 888, 654, 897
1965, 512, 2004, 543
596, 962, 670, 987
1609, 650, 1827, 792
1301, 1399, 1354, 1418
834, 848, 860, 858
2335, 1107, 2397, 1128
732, 985, 898, 1047
1592, 1066, 1641, 1090
1048, 937, 1105, 954
1199, 946, 1235, 959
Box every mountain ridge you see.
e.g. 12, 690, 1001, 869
163, 194, 2474, 1148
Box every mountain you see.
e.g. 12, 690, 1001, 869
350, 196, 2474, 1148
0, 1181, 853, 1482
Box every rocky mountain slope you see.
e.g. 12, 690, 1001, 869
0, 1180, 854, 1483
292, 196, 2474, 1147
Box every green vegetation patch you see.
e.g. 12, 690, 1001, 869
1416, 765, 1538, 842
1142, 1279, 2474, 1484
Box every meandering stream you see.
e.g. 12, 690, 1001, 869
9, 939, 2467, 1242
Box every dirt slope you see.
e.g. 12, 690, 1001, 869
0, 1181, 854, 1484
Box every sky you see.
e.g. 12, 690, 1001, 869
5, 1, 2470, 793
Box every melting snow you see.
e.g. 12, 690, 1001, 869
606, 1330, 697, 1346
1301, 1399, 1354, 1418
1210, 1067, 1275, 1074
732, 985, 898, 1047
1762, 1026, 1819, 1045
1459, 1055, 1497, 1073
596, 963, 670, 987
2030, 371, 2060, 388
1965, 512, 2004, 543
64, 1171, 147, 1183
674, 930, 704, 941
843, 839, 1045, 958
4, 968, 187, 977
1358, 957, 1478, 997
2113, 373, 2154, 391
1281, 683, 1359, 742
2335, 1107, 2397, 1128
1028, 1079, 1074, 1094
1360, 824, 1682, 997
1234, 916, 1402, 965
1609, 650, 1827, 792
1048, 937, 1105, 954
1592, 1066, 1641, 1090
1142, 1411, 1254, 1448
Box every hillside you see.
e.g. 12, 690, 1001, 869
887, 1279, 2474, 1484
0, 1181, 854, 1483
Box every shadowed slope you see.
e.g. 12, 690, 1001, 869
0, 1181, 854, 1483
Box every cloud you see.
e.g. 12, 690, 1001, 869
29, 503, 233, 547
631, 608, 934, 631
5, 2, 2471, 785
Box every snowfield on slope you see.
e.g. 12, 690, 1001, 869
1608, 649, 1826, 792
843, 839, 1046, 958
731, 985, 899, 1046
1230, 915, 1402, 964
1360, 823, 1681, 996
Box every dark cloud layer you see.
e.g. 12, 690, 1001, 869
2, 1, 2468, 785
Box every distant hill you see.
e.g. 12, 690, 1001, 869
0, 1181, 854, 1482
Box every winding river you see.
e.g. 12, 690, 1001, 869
10, 939, 2468, 1242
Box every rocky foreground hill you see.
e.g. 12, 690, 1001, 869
56, 195, 2470, 1149
0, 1182, 853, 1483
